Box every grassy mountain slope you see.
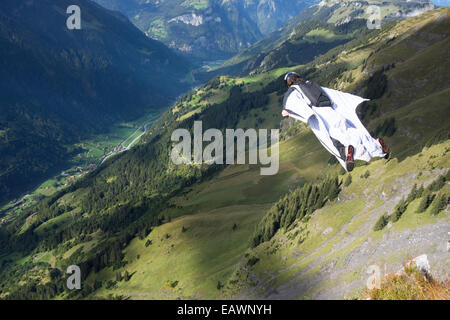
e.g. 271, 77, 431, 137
0, 0, 191, 204
228, 141, 449, 299
0, 7, 448, 300
86, 140, 449, 299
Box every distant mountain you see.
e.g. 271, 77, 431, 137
0, 0, 191, 204
92, 0, 317, 61
204, 0, 436, 77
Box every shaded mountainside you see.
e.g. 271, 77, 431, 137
202, 0, 436, 78
0, 0, 192, 204
92, 0, 317, 61
0, 7, 448, 299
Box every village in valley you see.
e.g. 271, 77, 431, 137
0, 111, 160, 225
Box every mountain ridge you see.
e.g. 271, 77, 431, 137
201, 0, 436, 78
92, 0, 318, 61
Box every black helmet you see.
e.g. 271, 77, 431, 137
284, 72, 301, 87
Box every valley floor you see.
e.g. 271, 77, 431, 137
0, 111, 161, 225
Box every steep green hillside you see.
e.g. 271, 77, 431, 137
203, 0, 436, 77
0, 7, 448, 300
0, 0, 191, 204
92, 0, 316, 61
225, 140, 449, 299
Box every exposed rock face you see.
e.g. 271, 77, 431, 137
169, 13, 204, 26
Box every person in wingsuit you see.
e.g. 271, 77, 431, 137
282, 72, 389, 172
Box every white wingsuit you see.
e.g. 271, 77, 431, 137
283, 83, 386, 170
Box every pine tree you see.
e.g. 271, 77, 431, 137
344, 174, 352, 187
330, 176, 340, 199
416, 191, 434, 213
430, 194, 447, 216
361, 170, 370, 179
406, 184, 418, 203
427, 175, 446, 193
416, 185, 424, 198
374, 214, 388, 231
391, 199, 407, 222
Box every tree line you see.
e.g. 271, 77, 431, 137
252, 176, 341, 247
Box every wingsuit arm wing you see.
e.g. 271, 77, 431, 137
283, 86, 314, 123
